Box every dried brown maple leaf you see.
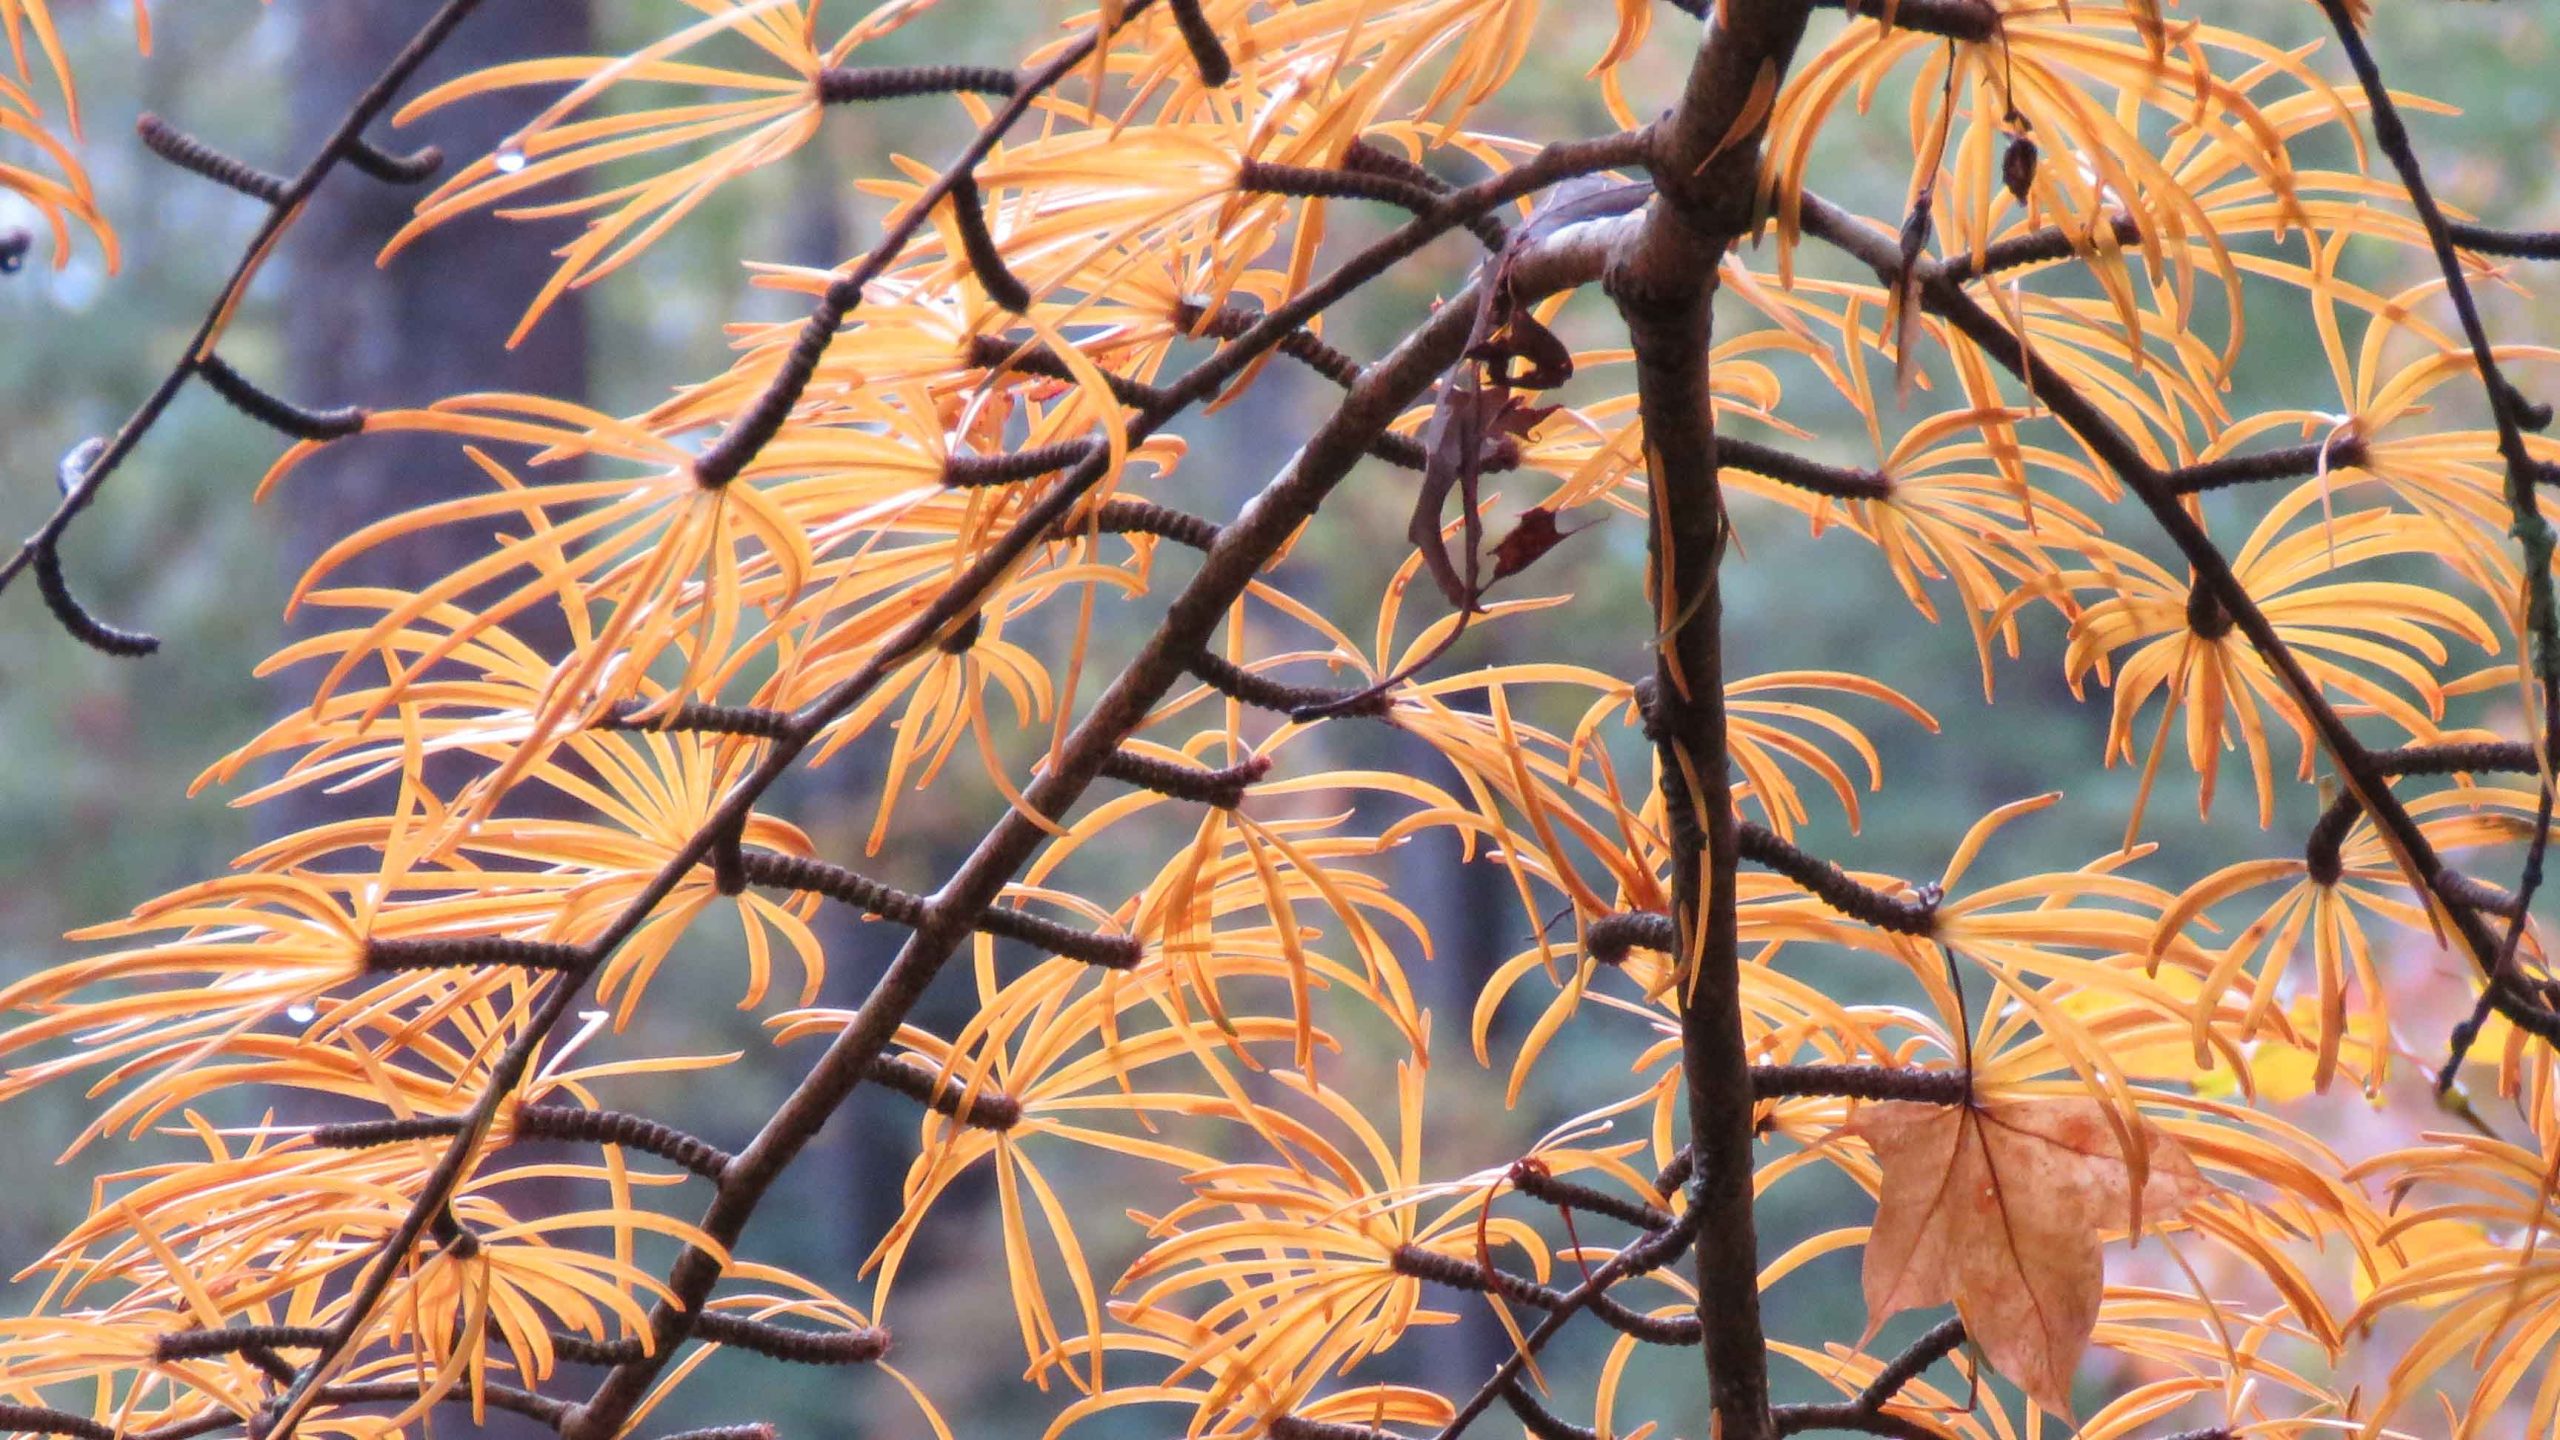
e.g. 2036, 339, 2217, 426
1845, 1096, 2214, 1419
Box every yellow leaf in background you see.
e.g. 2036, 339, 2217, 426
2356, 1215, 2494, 1308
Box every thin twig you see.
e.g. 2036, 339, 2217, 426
2311, 0, 2560, 1083
552, 125, 1649, 1440
1800, 190, 2560, 1047
1425, 1210, 1703, 1440
0, 0, 493, 641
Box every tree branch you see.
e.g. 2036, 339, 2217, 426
2312, 0, 2560, 1082
0, 0, 492, 646
1392, 1243, 1702, 1345
1798, 189, 2560, 1049
1427, 1209, 1703, 1440
555, 161, 1644, 1440
1604, 6, 1819, 1437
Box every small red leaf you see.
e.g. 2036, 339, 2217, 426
1488, 507, 1587, 582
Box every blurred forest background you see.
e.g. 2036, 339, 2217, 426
3, 1, 2559, 1435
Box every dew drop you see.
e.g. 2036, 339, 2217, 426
493, 147, 528, 175
57, 437, 104, 497
286, 1002, 318, 1024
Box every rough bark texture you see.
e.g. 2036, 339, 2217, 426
1607, 5, 1816, 1437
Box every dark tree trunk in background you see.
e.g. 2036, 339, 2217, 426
278, 15, 588, 1436
277, 0, 590, 834
283, 0, 590, 597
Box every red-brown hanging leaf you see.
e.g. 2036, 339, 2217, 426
1488, 507, 1589, 582
1409, 387, 1559, 609
1410, 379, 1501, 608
2001, 131, 2039, 205
1847, 1096, 2214, 1419
1468, 304, 1573, 392
1399, 179, 1640, 612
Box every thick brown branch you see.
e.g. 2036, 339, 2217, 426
194, 353, 367, 441
1933, 212, 2144, 287
1165, 0, 1233, 85
2306, 740, 2538, 885
1584, 910, 1674, 964
2165, 438, 2367, 496
1063, 497, 1223, 550
733, 849, 1141, 967
1340, 138, 1510, 250
1096, 749, 1269, 808
32, 436, 157, 658
1720, 437, 1894, 500
1391, 1243, 1701, 1345
1737, 822, 1940, 935
312, 1106, 733, 1180
968, 333, 1172, 409
866, 1054, 1023, 1130
945, 440, 1103, 486
949, 170, 1030, 312
1173, 299, 1368, 389
1801, 189, 2560, 1049
155, 1325, 337, 1363
2371, 740, 2542, 777
550, 1312, 886, 1368
363, 936, 589, 973
1767, 1405, 1940, 1439
343, 136, 443, 185
2450, 222, 2560, 261
308, 1113, 472, 1148
1187, 649, 1392, 718
1602, 9, 1819, 1437
1510, 1168, 1676, 1231
558, 181, 1642, 1440
598, 699, 797, 741
511, 1105, 735, 1180
1857, 1316, 1967, 1411
689, 1313, 889, 1366
1667, 0, 1994, 41
2437, 869, 2526, 920
1751, 1065, 1970, 1104
814, 66, 1021, 102
1237, 160, 1461, 236
136, 113, 288, 203
1655, 1068, 1963, 1199
1500, 1380, 1596, 1440
265, 1380, 569, 1435
33, 534, 158, 658
0, 1404, 113, 1434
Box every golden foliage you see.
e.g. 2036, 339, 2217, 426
9, 1, 2560, 1439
